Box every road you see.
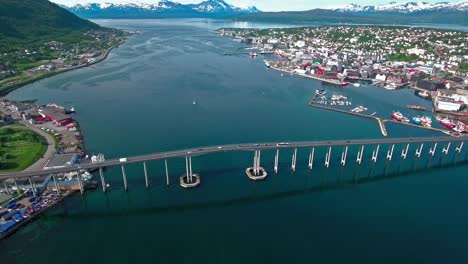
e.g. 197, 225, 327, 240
1, 135, 466, 180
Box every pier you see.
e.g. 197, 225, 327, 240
308, 100, 451, 137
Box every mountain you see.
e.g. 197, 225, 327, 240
236, 1, 468, 26
336, 1, 468, 13
65, 0, 261, 18
0, 0, 99, 41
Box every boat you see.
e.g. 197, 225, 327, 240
384, 83, 397, 90
440, 118, 456, 129
420, 116, 433, 127
406, 105, 427, 111
193, 98, 196, 105
371, 112, 377, 116
418, 90, 430, 98
249, 52, 258, 58
353, 83, 361, 87
411, 116, 421, 125
341, 82, 350, 87
315, 89, 326, 95
264, 60, 271, 68
391, 111, 408, 122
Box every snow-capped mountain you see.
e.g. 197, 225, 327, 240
64, 0, 261, 18
336, 1, 468, 13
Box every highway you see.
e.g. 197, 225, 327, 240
1, 136, 466, 180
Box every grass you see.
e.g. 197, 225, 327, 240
0, 128, 47, 172
14, 61, 47, 71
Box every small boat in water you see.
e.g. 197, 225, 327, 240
391, 111, 409, 122
411, 116, 421, 125
249, 52, 258, 58
418, 90, 430, 98
406, 105, 427, 111
353, 83, 361, 87
264, 60, 271, 68
440, 118, 456, 129
193, 98, 196, 105
384, 83, 397, 90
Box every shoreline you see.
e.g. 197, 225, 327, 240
0, 38, 127, 97
0, 191, 75, 241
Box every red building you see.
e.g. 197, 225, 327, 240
39, 107, 72, 126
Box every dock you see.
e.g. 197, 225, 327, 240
270, 66, 343, 86
308, 99, 451, 137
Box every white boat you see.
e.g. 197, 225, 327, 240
353, 83, 361, 87
193, 98, 196, 105
418, 91, 430, 98
384, 83, 397, 90
264, 60, 271, 68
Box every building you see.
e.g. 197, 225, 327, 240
39, 107, 72, 126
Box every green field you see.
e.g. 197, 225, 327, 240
0, 127, 47, 172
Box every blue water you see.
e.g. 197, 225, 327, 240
1, 19, 467, 264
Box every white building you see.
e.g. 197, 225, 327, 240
407, 48, 426, 56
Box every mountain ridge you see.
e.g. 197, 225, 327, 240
64, 0, 260, 18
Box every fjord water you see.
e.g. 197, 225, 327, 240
2, 19, 468, 263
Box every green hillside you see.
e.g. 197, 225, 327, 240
0, 0, 100, 52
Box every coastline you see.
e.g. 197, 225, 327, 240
0, 38, 127, 97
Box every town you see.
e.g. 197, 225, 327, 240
0, 98, 101, 239
220, 26, 468, 133
0, 29, 129, 96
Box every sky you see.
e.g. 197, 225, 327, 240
50, 0, 462, 11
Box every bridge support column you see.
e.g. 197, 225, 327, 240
308, 148, 315, 170
387, 144, 395, 160
415, 143, 424, 158
3, 181, 10, 195
325, 146, 332, 168
180, 157, 200, 188
274, 149, 279, 174
99, 167, 106, 192
28, 177, 36, 197
165, 159, 169, 186
13, 178, 19, 194
143, 162, 149, 189
291, 148, 297, 172
401, 144, 410, 159
77, 172, 84, 195
341, 146, 348, 166
52, 175, 60, 195
121, 165, 128, 191
356, 145, 364, 165
456, 142, 464, 153
429, 143, 438, 156
372, 145, 380, 163
246, 150, 267, 181
442, 142, 451, 155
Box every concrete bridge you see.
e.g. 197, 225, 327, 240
1, 136, 466, 194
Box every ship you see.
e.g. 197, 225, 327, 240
406, 105, 427, 111
264, 60, 271, 68
440, 118, 456, 129
420, 116, 432, 127
391, 111, 409, 122
411, 116, 421, 125
352, 83, 361, 87
418, 90, 430, 98
249, 52, 258, 58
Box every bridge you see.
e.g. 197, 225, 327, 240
1, 136, 466, 194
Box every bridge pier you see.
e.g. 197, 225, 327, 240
456, 142, 464, 153
415, 143, 424, 158
165, 159, 170, 186
341, 146, 348, 166
401, 144, 410, 159
356, 145, 364, 165
387, 144, 395, 160
291, 148, 297, 172
246, 150, 267, 181
99, 167, 106, 192
3, 181, 10, 195
308, 148, 315, 170
28, 177, 36, 197
274, 149, 279, 174
121, 165, 128, 191
180, 156, 200, 188
52, 175, 60, 195
442, 142, 451, 155
429, 142, 438, 156
77, 172, 84, 195
13, 179, 19, 194
143, 162, 149, 189
325, 146, 332, 168
371, 144, 380, 163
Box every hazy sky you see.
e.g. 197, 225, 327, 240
51, 0, 462, 11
